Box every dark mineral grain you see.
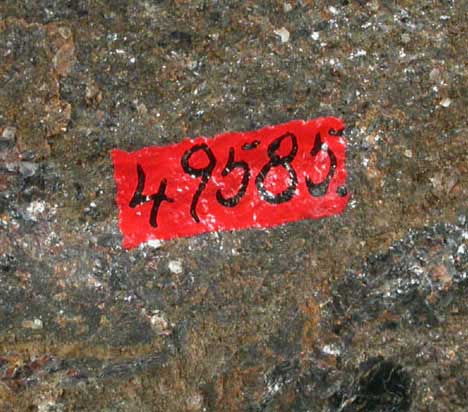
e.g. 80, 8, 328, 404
0, 1, 466, 411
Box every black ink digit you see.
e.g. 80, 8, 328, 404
255, 132, 298, 204
129, 164, 174, 228
216, 147, 250, 207
305, 132, 337, 197
181, 143, 216, 223
129, 164, 147, 208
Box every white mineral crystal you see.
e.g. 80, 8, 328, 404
274, 27, 290, 43
168, 260, 183, 274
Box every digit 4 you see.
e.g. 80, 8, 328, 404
129, 164, 174, 227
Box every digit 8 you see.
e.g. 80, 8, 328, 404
255, 132, 298, 204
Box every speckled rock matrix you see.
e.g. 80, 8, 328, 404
0, 1, 466, 411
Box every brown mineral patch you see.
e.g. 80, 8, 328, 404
430, 264, 452, 289
0, 18, 74, 158
44, 97, 72, 137
52, 37, 76, 77
300, 297, 321, 351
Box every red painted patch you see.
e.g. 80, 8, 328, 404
112, 117, 350, 249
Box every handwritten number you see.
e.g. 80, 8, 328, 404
181, 143, 216, 223
129, 164, 174, 227
305, 132, 337, 197
216, 147, 250, 207
255, 132, 298, 204
131, 128, 341, 229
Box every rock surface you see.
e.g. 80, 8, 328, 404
0, 1, 466, 411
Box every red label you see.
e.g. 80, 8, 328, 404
112, 117, 350, 249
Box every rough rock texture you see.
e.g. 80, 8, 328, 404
0, 1, 466, 411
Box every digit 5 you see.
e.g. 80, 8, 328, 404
305, 131, 338, 197
216, 148, 250, 208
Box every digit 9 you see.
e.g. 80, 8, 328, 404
181, 143, 216, 223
